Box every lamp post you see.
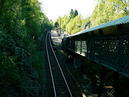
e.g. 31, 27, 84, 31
60, 17, 61, 35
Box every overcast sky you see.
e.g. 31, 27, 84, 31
39, 0, 97, 21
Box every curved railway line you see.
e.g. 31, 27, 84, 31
45, 33, 74, 97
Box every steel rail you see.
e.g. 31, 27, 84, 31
48, 33, 73, 97
45, 33, 57, 97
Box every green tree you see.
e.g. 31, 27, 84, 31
70, 9, 79, 18
54, 22, 59, 28
91, 0, 129, 26
0, 0, 52, 96
56, 10, 89, 34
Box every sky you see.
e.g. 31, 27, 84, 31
39, 0, 97, 21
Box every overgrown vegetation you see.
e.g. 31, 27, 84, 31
0, 0, 52, 97
56, 0, 129, 34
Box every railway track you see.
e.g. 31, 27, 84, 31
45, 33, 73, 97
